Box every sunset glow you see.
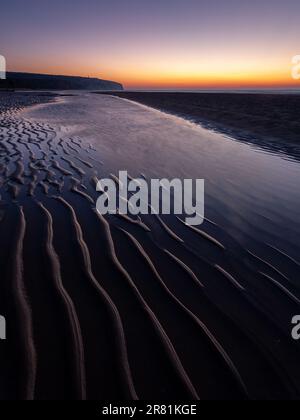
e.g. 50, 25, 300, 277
1, 0, 300, 89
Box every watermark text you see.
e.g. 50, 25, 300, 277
0, 55, 6, 80
292, 315, 300, 340
0, 315, 6, 340
292, 55, 300, 80
96, 171, 205, 226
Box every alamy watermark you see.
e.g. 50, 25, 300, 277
291, 315, 300, 340
96, 171, 205, 226
0, 55, 6, 79
0, 315, 6, 340
0, 55, 6, 335
292, 55, 300, 80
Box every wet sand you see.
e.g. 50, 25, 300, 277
0, 92, 300, 400
100, 91, 300, 162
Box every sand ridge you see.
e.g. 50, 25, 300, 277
0, 92, 300, 400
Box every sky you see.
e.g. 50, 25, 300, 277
1, 0, 300, 89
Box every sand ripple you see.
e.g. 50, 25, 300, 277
0, 94, 300, 400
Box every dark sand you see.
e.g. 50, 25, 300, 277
0, 92, 300, 400
100, 91, 300, 161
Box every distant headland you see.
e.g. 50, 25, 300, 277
0, 72, 123, 91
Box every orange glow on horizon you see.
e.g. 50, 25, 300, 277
3, 0, 300, 90
7, 53, 300, 90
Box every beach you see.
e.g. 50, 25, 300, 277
0, 91, 300, 400
100, 92, 300, 162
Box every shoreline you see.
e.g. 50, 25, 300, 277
0, 91, 59, 115
1, 92, 300, 400
98, 91, 300, 162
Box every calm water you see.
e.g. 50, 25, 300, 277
0, 90, 298, 400
24, 93, 300, 261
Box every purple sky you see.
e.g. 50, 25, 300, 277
1, 0, 300, 88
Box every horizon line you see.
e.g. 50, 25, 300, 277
5, 69, 300, 91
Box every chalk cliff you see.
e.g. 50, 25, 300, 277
0, 72, 123, 90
